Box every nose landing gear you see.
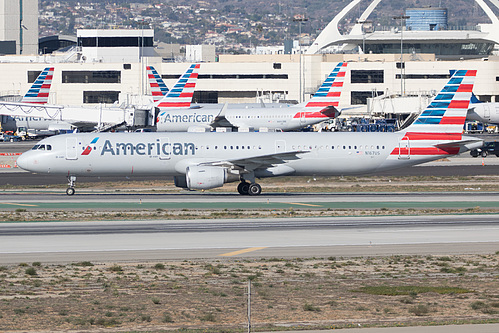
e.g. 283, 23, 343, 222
66, 176, 76, 196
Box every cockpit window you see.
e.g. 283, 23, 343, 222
31, 144, 51, 151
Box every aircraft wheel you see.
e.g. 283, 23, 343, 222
66, 188, 75, 196
237, 182, 250, 195
248, 183, 262, 196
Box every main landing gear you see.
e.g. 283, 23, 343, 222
237, 181, 262, 196
66, 176, 76, 196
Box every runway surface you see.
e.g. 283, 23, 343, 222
0, 214, 498, 264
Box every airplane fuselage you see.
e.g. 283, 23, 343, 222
467, 102, 499, 125
1, 115, 73, 132
17, 131, 470, 178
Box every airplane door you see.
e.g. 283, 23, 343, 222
66, 137, 78, 160
275, 140, 286, 153
484, 104, 490, 120
159, 137, 171, 160
398, 138, 410, 159
300, 112, 306, 125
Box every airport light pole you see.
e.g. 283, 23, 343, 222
356, 19, 372, 54
293, 15, 308, 103
393, 15, 410, 96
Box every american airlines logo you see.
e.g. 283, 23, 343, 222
100, 139, 196, 156
82, 137, 99, 155
160, 112, 214, 123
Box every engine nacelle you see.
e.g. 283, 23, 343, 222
186, 165, 228, 190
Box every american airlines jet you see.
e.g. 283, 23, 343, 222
466, 93, 499, 125
17, 69, 482, 196
0, 68, 74, 133
153, 63, 347, 132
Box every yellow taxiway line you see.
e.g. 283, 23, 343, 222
285, 202, 322, 207
0, 202, 38, 207
218, 247, 267, 257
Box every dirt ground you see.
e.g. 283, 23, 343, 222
0, 175, 498, 332
0, 254, 498, 332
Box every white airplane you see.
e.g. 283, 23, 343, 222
153, 63, 347, 132
466, 93, 499, 125
17, 69, 482, 196
0, 67, 75, 134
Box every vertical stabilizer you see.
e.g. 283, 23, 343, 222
406, 70, 476, 134
155, 64, 200, 109
305, 62, 347, 109
147, 66, 169, 103
21, 67, 54, 104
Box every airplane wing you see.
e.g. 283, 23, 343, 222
200, 150, 308, 174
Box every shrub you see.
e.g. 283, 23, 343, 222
109, 265, 122, 272
25, 267, 37, 276
303, 303, 321, 312
162, 313, 174, 323
409, 304, 430, 316
199, 313, 216, 322
154, 263, 165, 270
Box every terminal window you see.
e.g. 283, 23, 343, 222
83, 91, 120, 104
351, 70, 384, 84
351, 91, 384, 105
62, 71, 121, 84
161, 74, 288, 80
27, 71, 43, 83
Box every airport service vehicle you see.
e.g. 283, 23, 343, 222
16, 70, 482, 196
470, 141, 499, 157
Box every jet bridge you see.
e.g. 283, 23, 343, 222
0, 101, 153, 131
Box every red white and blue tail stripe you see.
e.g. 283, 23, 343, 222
155, 64, 200, 109
305, 62, 347, 108
21, 67, 54, 104
407, 69, 476, 133
392, 70, 477, 158
147, 66, 169, 103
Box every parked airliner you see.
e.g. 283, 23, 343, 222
0, 67, 75, 134
152, 63, 346, 132
466, 93, 499, 125
17, 70, 482, 196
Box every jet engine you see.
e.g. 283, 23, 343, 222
185, 165, 232, 190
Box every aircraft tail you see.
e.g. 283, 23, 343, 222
304, 62, 347, 109
405, 70, 476, 134
21, 67, 54, 104
394, 70, 478, 157
147, 66, 169, 103
155, 64, 200, 109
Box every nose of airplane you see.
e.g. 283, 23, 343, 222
16, 153, 29, 171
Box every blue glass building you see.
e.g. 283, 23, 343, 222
406, 8, 448, 31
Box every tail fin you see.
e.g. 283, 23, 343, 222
305, 62, 347, 109
155, 64, 200, 109
406, 69, 476, 134
21, 67, 54, 104
147, 66, 169, 103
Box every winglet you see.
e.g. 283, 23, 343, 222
21, 67, 54, 104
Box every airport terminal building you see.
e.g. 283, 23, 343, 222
0, 0, 499, 118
